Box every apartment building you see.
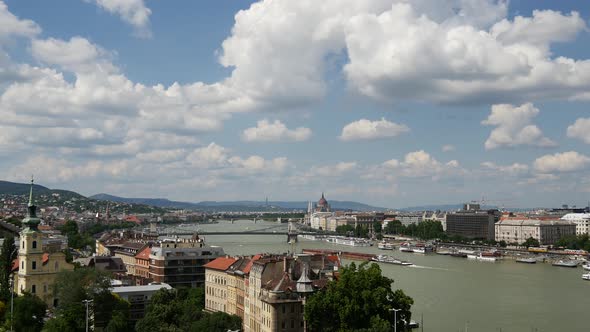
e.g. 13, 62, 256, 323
495, 217, 576, 245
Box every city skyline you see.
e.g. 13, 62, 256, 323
1, 0, 590, 208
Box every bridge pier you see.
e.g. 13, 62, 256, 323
287, 232, 298, 243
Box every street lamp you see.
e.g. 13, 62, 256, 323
82, 299, 93, 332
9, 275, 14, 332
389, 308, 401, 332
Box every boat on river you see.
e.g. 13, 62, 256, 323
552, 260, 578, 268
371, 254, 413, 266
412, 243, 433, 254
437, 249, 452, 255
582, 263, 590, 271
326, 236, 372, 247
468, 251, 502, 262
516, 257, 537, 264
377, 240, 394, 250
399, 243, 414, 252
583, 273, 590, 280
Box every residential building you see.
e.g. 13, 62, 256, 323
205, 253, 339, 332
149, 236, 224, 288
396, 213, 423, 226
446, 205, 500, 240
112, 283, 173, 322
134, 245, 152, 283
495, 217, 577, 245
74, 256, 127, 275
560, 213, 590, 235
113, 241, 148, 276
204, 256, 239, 313
12, 180, 74, 308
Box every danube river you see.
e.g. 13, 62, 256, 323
164, 220, 589, 332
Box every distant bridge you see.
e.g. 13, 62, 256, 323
157, 230, 319, 242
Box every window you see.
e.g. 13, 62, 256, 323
44, 284, 47, 293
22, 241, 24, 249
21, 261, 24, 269
32, 241, 37, 249
31, 285, 36, 294
55, 262, 59, 271
32, 261, 36, 270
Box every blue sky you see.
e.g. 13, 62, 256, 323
1, 0, 590, 209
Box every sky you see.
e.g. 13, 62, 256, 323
1, 0, 590, 209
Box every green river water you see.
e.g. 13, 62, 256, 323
163, 220, 589, 332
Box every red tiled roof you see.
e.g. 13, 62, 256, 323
11, 253, 50, 271
135, 246, 151, 260
203, 257, 238, 271
242, 254, 262, 274
125, 215, 141, 224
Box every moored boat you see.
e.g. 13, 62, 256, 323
399, 243, 414, 252
552, 260, 578, 268
377, 240, 394, 250
468, 251, 502, 262
582, 273, 590, 280
437, 249, 452, 255
516, 257, 537, 264
582, 263, 590, 271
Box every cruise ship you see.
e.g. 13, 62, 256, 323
326, 236, 372, 247
377, 240, 394, 250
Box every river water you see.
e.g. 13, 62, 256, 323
165, 220, 589, 332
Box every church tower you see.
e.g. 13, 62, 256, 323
17, 177, 45, 296
14, 177, 74, 308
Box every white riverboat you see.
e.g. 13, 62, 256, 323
371, 254, 413, 266
467, 251, 502, 262
377, 241, 394, 250
516, 257, 537, 264
326, 236, 372, 247
552, 260, 578, 268
399, 243, 414, 252
582, 273, 590, 281
582, 263, 590, 271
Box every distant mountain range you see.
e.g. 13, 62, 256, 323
0, 180, 84, 199
90, 193, 388, 212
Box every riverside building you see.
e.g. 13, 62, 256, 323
446, 204, 500, 240
495, 217, 577, 245
560, 213, 590, 236
204, 253, 340, 332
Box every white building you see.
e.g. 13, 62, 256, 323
310, 212, 334, 231
561, 213, 590, 235
397, 213, 423, 226
495, 217, 576, 245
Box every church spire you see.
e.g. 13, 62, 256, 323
28, 175, 34, 207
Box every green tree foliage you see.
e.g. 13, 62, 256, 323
0, 235, 17, 301
58, 220, 136, 251
555, 234, 590, 251
44, 268, 129, 331
384, 220, 403, 235
304, 262, 413, 332
335, 225, 355, 236
522, 237, 540, 248
373, 220, 382, 234
5, 292, 47, 332
136, 287, 241, 332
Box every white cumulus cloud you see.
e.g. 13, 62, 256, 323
482, 103, 556, 149
241, 119, 312, 142
533, 151, 590, 173
567, 118, 590, 144
85, 0, 152, 37
340, 118, 409, 141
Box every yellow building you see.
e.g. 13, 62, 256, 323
204, 257, 237, 313
13, 179, 74, 308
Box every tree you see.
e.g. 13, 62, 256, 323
5, 292, 47, 332
44, 268, 129, 331
373, 220, 382, 234
522, 237, 540, 248
0, 235, 17, 301
335, 225, 355, 236
189, 311, 242, 332
384, 220, 403, 235
304, 262, 413, 332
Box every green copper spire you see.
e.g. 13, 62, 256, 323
28, 175, 34, 207
23, 175, 39, 231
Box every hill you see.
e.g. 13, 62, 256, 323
90, 194, 388, 212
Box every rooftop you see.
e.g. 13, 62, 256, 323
203, 257, 239, 271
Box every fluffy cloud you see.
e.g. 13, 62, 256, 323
85, 0, 152, 37
31, 37, 114, 72
482, 103, 556, 149
481, 161, 529, 176
242, 119, 312, 142
339, 118, 409, 141
533, 151, 590, 173
567, 118, 590, 144
0, 1, 40, 39
382, 150, 463, 179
